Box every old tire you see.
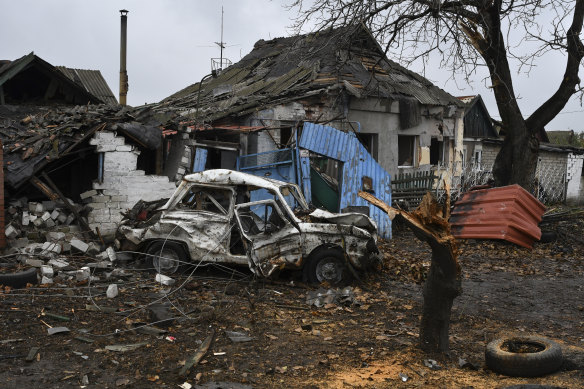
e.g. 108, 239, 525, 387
304, 248, 351, 286
485, 335, 563, 377
146, 241, 188, 275
0, 267, 38, 288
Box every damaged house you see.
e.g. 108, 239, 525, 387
0, 104, 195, 243
156, 24, 465, 180
0, 53, 195, 242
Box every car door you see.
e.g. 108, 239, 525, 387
161, 185, 234, 261
234, 199, 303, 277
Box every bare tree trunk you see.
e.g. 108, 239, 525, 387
359, 191, 461, 353
492, 116, 539, 191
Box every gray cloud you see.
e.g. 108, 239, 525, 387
1, 0, 581, 130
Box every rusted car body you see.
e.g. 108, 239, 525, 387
116, 169, 379, 283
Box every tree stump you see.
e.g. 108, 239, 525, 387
359, 191, 462, 353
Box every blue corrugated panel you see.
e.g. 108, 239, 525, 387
299, 122, 392, 238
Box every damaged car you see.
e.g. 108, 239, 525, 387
116, 169, 379, 285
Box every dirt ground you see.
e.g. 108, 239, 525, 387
1, 215, 583, 388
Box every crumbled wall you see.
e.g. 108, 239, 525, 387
87, 131, 177, 236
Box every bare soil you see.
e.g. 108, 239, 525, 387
1, 220, 583, 388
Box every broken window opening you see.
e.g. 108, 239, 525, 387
279, 127, 293, 148
178, 186, 232, 215
472, 145, 482, 168
355, 133, 378, 160
398, 135, 416, 167
430, 137, 443, 165
310, 155, 342, 212
237, 202, 287, 237
136, 147, 159, 175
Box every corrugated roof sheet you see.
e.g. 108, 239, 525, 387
57, 67, 117, 105
155, 25, 462, 123
450, 185, 546, 248
299, 122, 392, 238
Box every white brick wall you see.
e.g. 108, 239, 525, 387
88, 131, 178, 236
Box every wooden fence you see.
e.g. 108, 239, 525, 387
391, 170, 436, 209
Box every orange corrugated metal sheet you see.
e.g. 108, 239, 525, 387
450, 184, 546, 248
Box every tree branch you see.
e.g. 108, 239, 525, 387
526, 0, 584, 132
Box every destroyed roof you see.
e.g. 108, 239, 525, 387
56, 67, 118, 105
0, 104, 179, 189
157, 25, 462, 123
0, 52, 112, 105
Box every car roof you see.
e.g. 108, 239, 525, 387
182, 169, 291, 190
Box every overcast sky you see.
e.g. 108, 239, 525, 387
1, 0, 583, 132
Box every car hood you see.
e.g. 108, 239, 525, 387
308, 209, 377, 233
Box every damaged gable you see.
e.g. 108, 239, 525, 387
0, 52, 111, 105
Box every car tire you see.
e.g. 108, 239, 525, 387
0, 267, 38, 288
146, 241, 188, 275
304, 248, 351, 286
485, 335, 563, 377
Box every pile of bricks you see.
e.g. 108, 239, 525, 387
4, 198, 88, 248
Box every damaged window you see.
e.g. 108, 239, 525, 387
237, 202, 287, 236
398, 135, 416, 166
177, 186, 232, 215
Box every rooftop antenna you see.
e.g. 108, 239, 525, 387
211, 7, 231, 72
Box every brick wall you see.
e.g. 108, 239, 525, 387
87, 132, 178, 236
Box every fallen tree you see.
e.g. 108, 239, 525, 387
359, 190, 461, 353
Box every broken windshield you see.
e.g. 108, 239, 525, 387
248, 185, 308, 212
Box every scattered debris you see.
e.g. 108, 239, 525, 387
179, 331, 215, 377
25, 347, 40, 362
105, 343, 148, 353
458, 357, 479, 370
149, 303, 175, 328
423, 359, 442, 370
47, 327, 70, 335
306, 287, 357, 307
106, 284, 119, 298
225, 331, 252, 343
398, 372, 410, 382
155, 273, 176, 286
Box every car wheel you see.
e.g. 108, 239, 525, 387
304, 248, 350, 286
485, 335, 563, 377
0, 267, 38, 288
146, 241, 187, 275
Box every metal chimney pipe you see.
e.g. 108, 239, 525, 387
119, 9, 129, 105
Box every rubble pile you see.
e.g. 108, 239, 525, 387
1, 196, 127, 287
4, 197, 91, 249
